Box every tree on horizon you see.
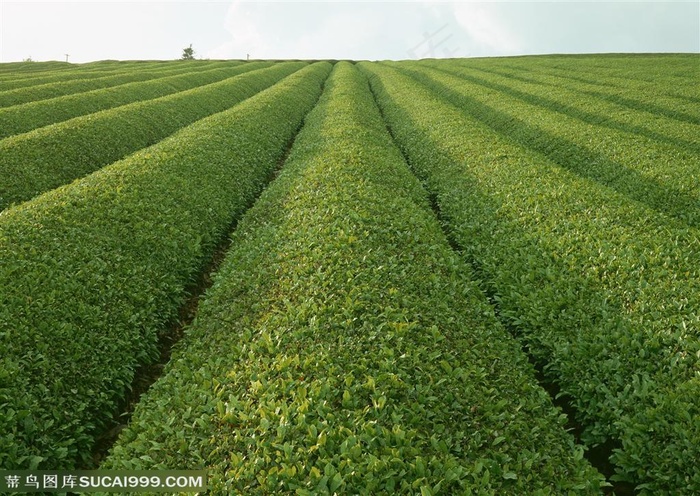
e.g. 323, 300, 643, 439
181, 44, 195, 60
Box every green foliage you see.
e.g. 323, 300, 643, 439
0, 62, 197, 107
415, 57, 700, 227
0, 61, 331, 469
358, 55, 700, 494
0, 61, 259, 139
0, 54, 694, 492
102, 62, 604, 494
0, 61, 296, 211
181, 44, 195, 60
0, 60, 212, 93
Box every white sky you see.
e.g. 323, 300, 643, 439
0, 1, 698, 63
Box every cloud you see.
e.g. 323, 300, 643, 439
447, 1, 698, 57
451, 3, 522, 55
294, 7, 386, 59
207, 1, 468, 61
209, 2, 400, 60
3, 0, 696, 63
207, 1, 266, 60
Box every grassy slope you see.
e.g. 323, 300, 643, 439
360, 55, 699, 493
0, 62, 330, 470
101, 61, 604, 495
0, 54, 695, 492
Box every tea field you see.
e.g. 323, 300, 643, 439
0, 54, 698, 494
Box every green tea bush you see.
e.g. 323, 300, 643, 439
102, 62, 604, 495
415, 59, 700, 227
0, 62, 197, 106
0, 61, 260, 138
359, 59, 700, 494
0, 62, 296, 210
0, 61, 330, 470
